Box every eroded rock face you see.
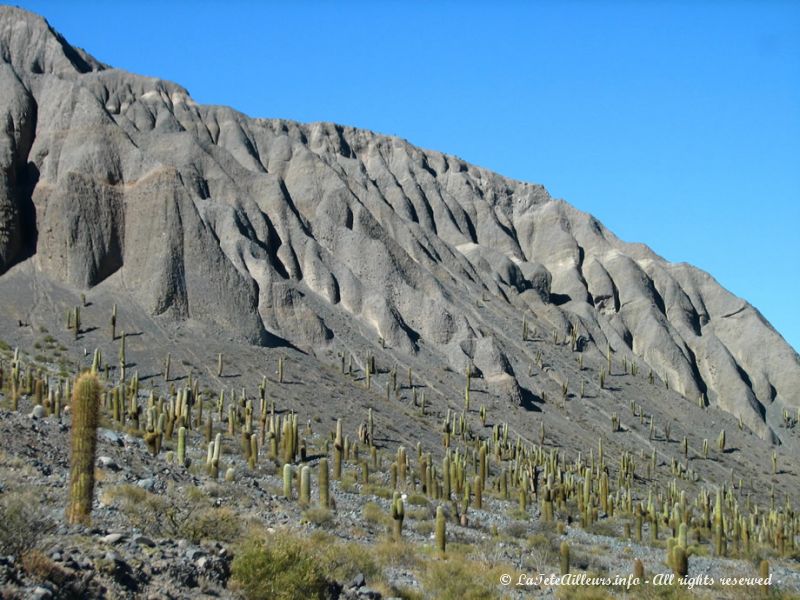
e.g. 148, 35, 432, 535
1, 6, 797, 441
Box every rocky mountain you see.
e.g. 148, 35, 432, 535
0, 4, 798, 450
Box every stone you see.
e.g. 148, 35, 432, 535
100, 533, 125, 544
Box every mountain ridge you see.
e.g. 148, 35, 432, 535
0, 5, 798, 449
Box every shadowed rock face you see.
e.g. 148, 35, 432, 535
1, 6, 797, 442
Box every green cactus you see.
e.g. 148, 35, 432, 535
66, 372, 100, 524
217, 353, 223, 377
177, 426, 186, 466
435, 505, 446, 555
672, 546, 688, 578
283, 464, 293, 499
717, 429, 725, 452
560, 541, 570, 575
319, 458, 330, 508
300, 465, 311, 505
714, 488, 725, 556
633, 558, 644, 581
392, 492, 405, 540
333, 419, 343, 480
759, 559, 770, 587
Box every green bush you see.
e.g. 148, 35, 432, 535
231, 533, 330, 599
104, 484, 241, 543
423, 558, 501, 600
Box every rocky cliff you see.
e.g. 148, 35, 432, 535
1, 6, 797, 444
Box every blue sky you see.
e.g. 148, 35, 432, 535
21, 1, 800, 351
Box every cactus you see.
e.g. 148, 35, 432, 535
560, 541, 570, 575
392, 492, 405, 540
333, 419, 343, 479
249, 434, 258, 469
177, 426, 186, 466
678, 522, 688, 548
210, 433, 222, 479
164, 353, 171, 383
633, 558, 644, 581
714, 488, 725, 556
283, 464, 293, 499
672, 546, 688, 578
300, 465, 311, 505
217, 353, 223, 377
277, 356, 284, 383
73, 306, 80, 339
759, 559, 770, 587
66, 372, 100, 524
435, 505, 446, 555
717, 429, 725, 452
319, 458, 330, 508
110, 303, 117, 340
772, 450, 777, 475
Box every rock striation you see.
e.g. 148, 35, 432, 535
1, 6, 797, 443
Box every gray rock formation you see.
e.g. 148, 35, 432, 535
1, 6, 797, 442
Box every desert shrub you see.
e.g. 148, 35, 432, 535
309, 532, 380, 582
0, 492, 54, 557
104, 484, 241, 543
363, 501, 389, 526
422, 558, 502, 600
504, 520, 529, 539
230, 533, 330, 599
414, 520, 434, 536
303, 507, 334, 528
21, 550, 68, 585
180, 506, 242, 543
361, 483, 392, 499
406, 493, 430, 507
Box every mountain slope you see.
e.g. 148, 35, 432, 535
0, 5, 797, 448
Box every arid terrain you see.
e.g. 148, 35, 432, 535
0, 6, 798, 599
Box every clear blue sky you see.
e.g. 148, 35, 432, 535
20, 1, 800, 351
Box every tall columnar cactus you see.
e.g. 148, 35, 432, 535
717, 429, 725, 453
66, 372, 101, 524
714, 488, 725, 556
73, 306, 80, 340
283, 464, 293, 499
672, 546, 688, 578
392, 492, 405, 540
333, 419, 343, 480
759, 560, 770, 588
217, 353, 223, 377
633, 558, 644, 581
560, 541, 570, 575
177, 426, 186, 466
319, 458, 330, 508
435, 506, 446, 556
299, 465, 311, 505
